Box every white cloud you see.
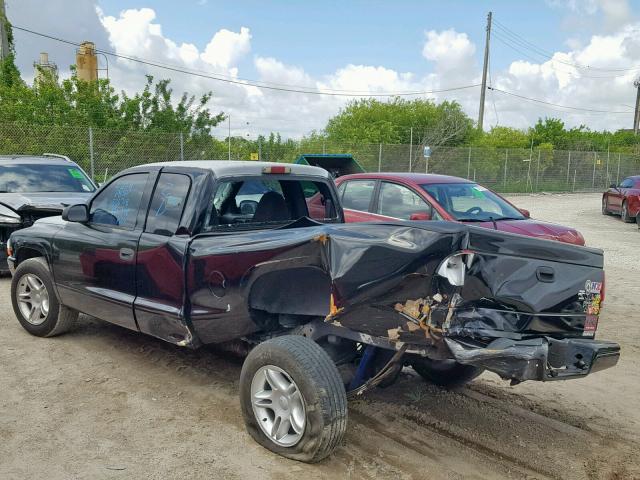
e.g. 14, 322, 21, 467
201, 27, 251, 69
5, 1, 640, 137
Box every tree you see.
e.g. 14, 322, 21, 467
324, 97, 474, 146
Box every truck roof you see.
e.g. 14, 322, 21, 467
0, 154, 78, 166
139, 160, 331, 179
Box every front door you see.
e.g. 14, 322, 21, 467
52, 172, 153, 330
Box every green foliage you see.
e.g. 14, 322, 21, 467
324, 97, 474, 146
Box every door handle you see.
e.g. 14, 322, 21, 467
119, 248, 135, 261
536, 266, 555, 283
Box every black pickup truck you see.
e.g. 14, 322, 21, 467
7, 161, 619, 462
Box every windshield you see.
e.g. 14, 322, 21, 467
0, 164, 95, 193
420, 182, 524, 221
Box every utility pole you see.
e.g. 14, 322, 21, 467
633, 78, 640, 135
477, 11, 492, 132
0, 0, 10, 61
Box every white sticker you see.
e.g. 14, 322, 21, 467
473, 185, 488, 191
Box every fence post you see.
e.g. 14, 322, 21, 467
378, 143, 382, 172
605, 144, 610, 185
592, 151, 596, 188
88, 127, 95, 180
179, 132, 184, 161
503, 149, 508, 189
467, 147, 471, 179
409, 127, 413, 173
572, 169, 577, 192
535, 149, 540, 192
566, 151, 571, 186
322, 140, 326, 154
616, 153, 621, 184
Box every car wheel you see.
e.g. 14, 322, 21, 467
411, 357, 483, 387
11, 258, 78, 337
602, 197, 612, 215
240, 335, 347, 463
621, 201, 633, 223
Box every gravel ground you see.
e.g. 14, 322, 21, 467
1, 192, 638, 480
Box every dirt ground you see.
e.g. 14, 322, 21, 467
1, 192, 639, 480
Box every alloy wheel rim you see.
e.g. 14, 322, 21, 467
623, 204, 627, 219
17, 274, 50, 326
250, 365, 306, 447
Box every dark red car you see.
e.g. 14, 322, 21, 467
334, 173, 586, 246
602, 175, 640, 223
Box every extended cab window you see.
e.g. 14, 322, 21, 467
146, 173, 190, 236
341, 180, 375, 211
89, 173, 148, 228
204, 177, 338, 230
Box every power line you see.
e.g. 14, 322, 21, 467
493, 18, 640, 73
12, 25, 481, 97
488, 86, 634, 114
492, 30, 632, 79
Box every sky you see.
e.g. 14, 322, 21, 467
5, 0, 640, 139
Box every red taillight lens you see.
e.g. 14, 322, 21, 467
262, 166, 291, 174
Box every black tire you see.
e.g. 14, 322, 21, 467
621, 201, 633, 223
11, 258, 78, 337
411, 357, 483, 387
239, 335, 347, 463
602, 197, 612, 215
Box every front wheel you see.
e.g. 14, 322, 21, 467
239, 335, 347, 463
11, 258, 78, 337
411, 357, 483, 387
622, 201, 633, 223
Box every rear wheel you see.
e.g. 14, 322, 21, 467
11, 258, 78, 337
240, 335, 347, 463
622, 201, 633, 223
411, 357, 483, 387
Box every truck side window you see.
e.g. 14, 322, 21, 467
146, 173, 191, 236
341, 180, 375, 212
89, 173, 148, 229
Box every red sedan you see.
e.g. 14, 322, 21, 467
334, 173, 586, 246
602, 175, 640, 223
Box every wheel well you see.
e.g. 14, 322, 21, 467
16, 247, 46, 266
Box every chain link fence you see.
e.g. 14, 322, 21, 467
1, 122, 639, 193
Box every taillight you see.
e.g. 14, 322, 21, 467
262, 166, 291, 174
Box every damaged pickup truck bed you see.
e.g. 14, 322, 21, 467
6, 160, 619, 463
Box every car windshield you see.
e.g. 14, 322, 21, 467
0, 164, 95, 193
420, 182, 524, 222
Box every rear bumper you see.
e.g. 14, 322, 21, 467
445, 336, 620, 383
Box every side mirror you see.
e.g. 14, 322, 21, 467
62, 204, 89, 223
610, 183, 617, 189
519, 208, 531, 218
409, 212, 432, 221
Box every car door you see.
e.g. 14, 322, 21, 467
337, 179, 379, 221
134, 171, 194, 345
375, 181, 440, 221
52, 171, 155, 330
